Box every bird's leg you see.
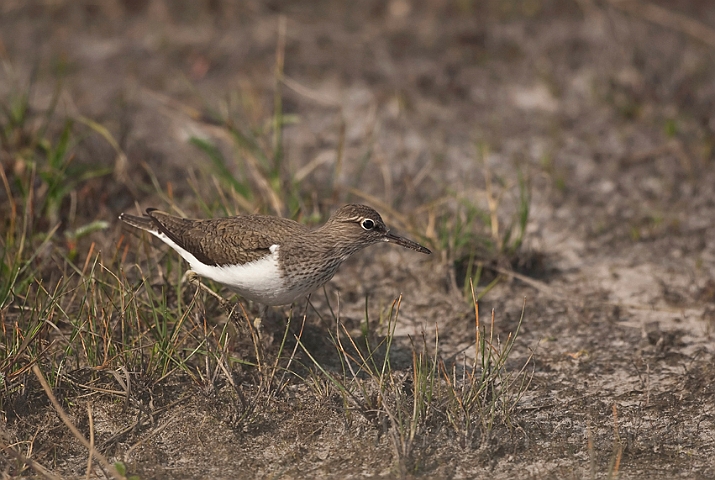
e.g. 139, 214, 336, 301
183, 271, 255, 341
258, 304, 270, 338
182, 270, 232, 311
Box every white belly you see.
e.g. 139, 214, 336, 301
150, 231, 295, 305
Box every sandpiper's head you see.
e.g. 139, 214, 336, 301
326, 204, 431, 254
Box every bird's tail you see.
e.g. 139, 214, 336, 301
119, 212, 158, 234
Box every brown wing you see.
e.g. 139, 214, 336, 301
146, 209, 308, 266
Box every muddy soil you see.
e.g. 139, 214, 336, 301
2, 1, 715, 478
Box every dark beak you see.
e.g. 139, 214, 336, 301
384, 232, 432, 254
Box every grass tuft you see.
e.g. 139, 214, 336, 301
301, 288, 531, 474
422, 144, 532, 302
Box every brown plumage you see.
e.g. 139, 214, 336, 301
119, 204, 430, 305
121, 209, 308, 266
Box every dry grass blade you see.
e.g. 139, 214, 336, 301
0, 431, 62, 480
610, 404, 623, 479
86, 404, 94, 480
281, 75, 341, 108
74, 115, 130, 185
609, 0, 715, 48
31, 364, 126, 480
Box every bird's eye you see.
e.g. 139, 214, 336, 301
361, 219, 375, 230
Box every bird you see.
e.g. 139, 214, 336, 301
118, 204, 431, 306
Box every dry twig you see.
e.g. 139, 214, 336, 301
610, 0, 715, 48
31, 364, 125, 480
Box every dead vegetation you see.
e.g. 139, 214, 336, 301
2, 1, 715, 478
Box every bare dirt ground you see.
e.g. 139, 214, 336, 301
2, 0, 715, 478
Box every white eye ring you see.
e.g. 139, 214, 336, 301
361, 219, 375, 230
